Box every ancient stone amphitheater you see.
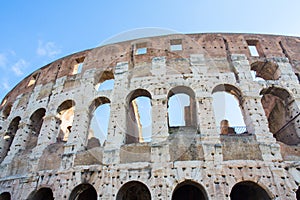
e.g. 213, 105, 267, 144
0, 32, 300, 200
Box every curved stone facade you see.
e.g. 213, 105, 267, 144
0, 33, 300, 199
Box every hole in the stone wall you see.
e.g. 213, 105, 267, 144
2, 104, 12, 119
246, 40, 262, 57
126, 89, 152, 144
251, 61, 280, 81
72, 57, 85, 75
56, 100, 75, 142
1, 98, 7, 107
27, 73, 39, 87
167, 86, 196, 129
89, 97, 111, 147
170, 39, 183, 51
135, 42, 148, 55
0, 116, 21, 163
212, 84, 247, 135
25, 108, 46, 150
260, 87, 300, 145
95, 70, 115, 91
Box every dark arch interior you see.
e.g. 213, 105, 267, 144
0, 192, 11, 200
230, 181, 271, 200
296, 187, 300, 200
250, 61, 280, 80
57, 100, 75, 114
2, 104, 12, 119
117, 181, 151, 200
26, 108, 46, 150
172, 181, 207, 200
260, 87, 300, 145
97, 70, 114, 83
69, 183, 97, 200
29, 188, 53, 200
0, 117, 21, 163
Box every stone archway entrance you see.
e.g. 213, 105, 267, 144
230, 181, 271, 200
28, 188, 54, 200
69, 183, 97, 200
172, 181, 207, 200
116, 181, 151, 200
0, 192, 11, 200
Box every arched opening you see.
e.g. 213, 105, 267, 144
28, 188, 54, 200
2, 104, 12, 120
230, 181, 271, 200
250, 61, 280, 81
116, 181, 151, 200
260, 87, 300, 145
0, 192, 11, 200
25, 108, 46, 150
167, 86, 196, 130
69, 183, 97, 200
172, 180, 207, 200
56, 100, 75, 142
212, 84, 246, 134
95, 70, 115, 91
88, 97, 111, 147
296, 187, 300, 200
0, 116, 21, 163
126, 89, 152, 144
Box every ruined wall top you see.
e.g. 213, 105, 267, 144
1, 33, 300, 107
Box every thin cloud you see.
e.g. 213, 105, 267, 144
2, 80, 10, 91
0, 54, 7, 68
11, 59, 28, 76
37, 40, 61, 57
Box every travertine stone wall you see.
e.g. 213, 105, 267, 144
0, 33, 299, 199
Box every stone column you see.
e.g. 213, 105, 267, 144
197, 96, 223, 164
243, 96, 282, 161
105, 62, 129, 148
151, 96, 168, 143
231, 54, 282, 161
277, 59, 299, 86
150, 57, 169, 143
231, 54, 253, 85
197, 96, 219, 142
1, 121, 25, 164
31, 113, 59, 158
63, 107, 90, 154
103, 62, 129, 164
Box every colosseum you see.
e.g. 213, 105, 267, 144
0, 32, 300, 200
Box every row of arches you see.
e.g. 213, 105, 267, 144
1, 180, 288, 200
1, 84, 300, 163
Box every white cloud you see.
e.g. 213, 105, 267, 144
2, 80, 10, 90
0, 54, 7, 68
37, 40, 61, 57
11, 59, 28, 76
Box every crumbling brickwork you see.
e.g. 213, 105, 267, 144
0, 33, 300, 199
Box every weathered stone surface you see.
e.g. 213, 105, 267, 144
0, 33, 300, 199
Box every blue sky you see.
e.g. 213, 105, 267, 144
1, 0, 300, 102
